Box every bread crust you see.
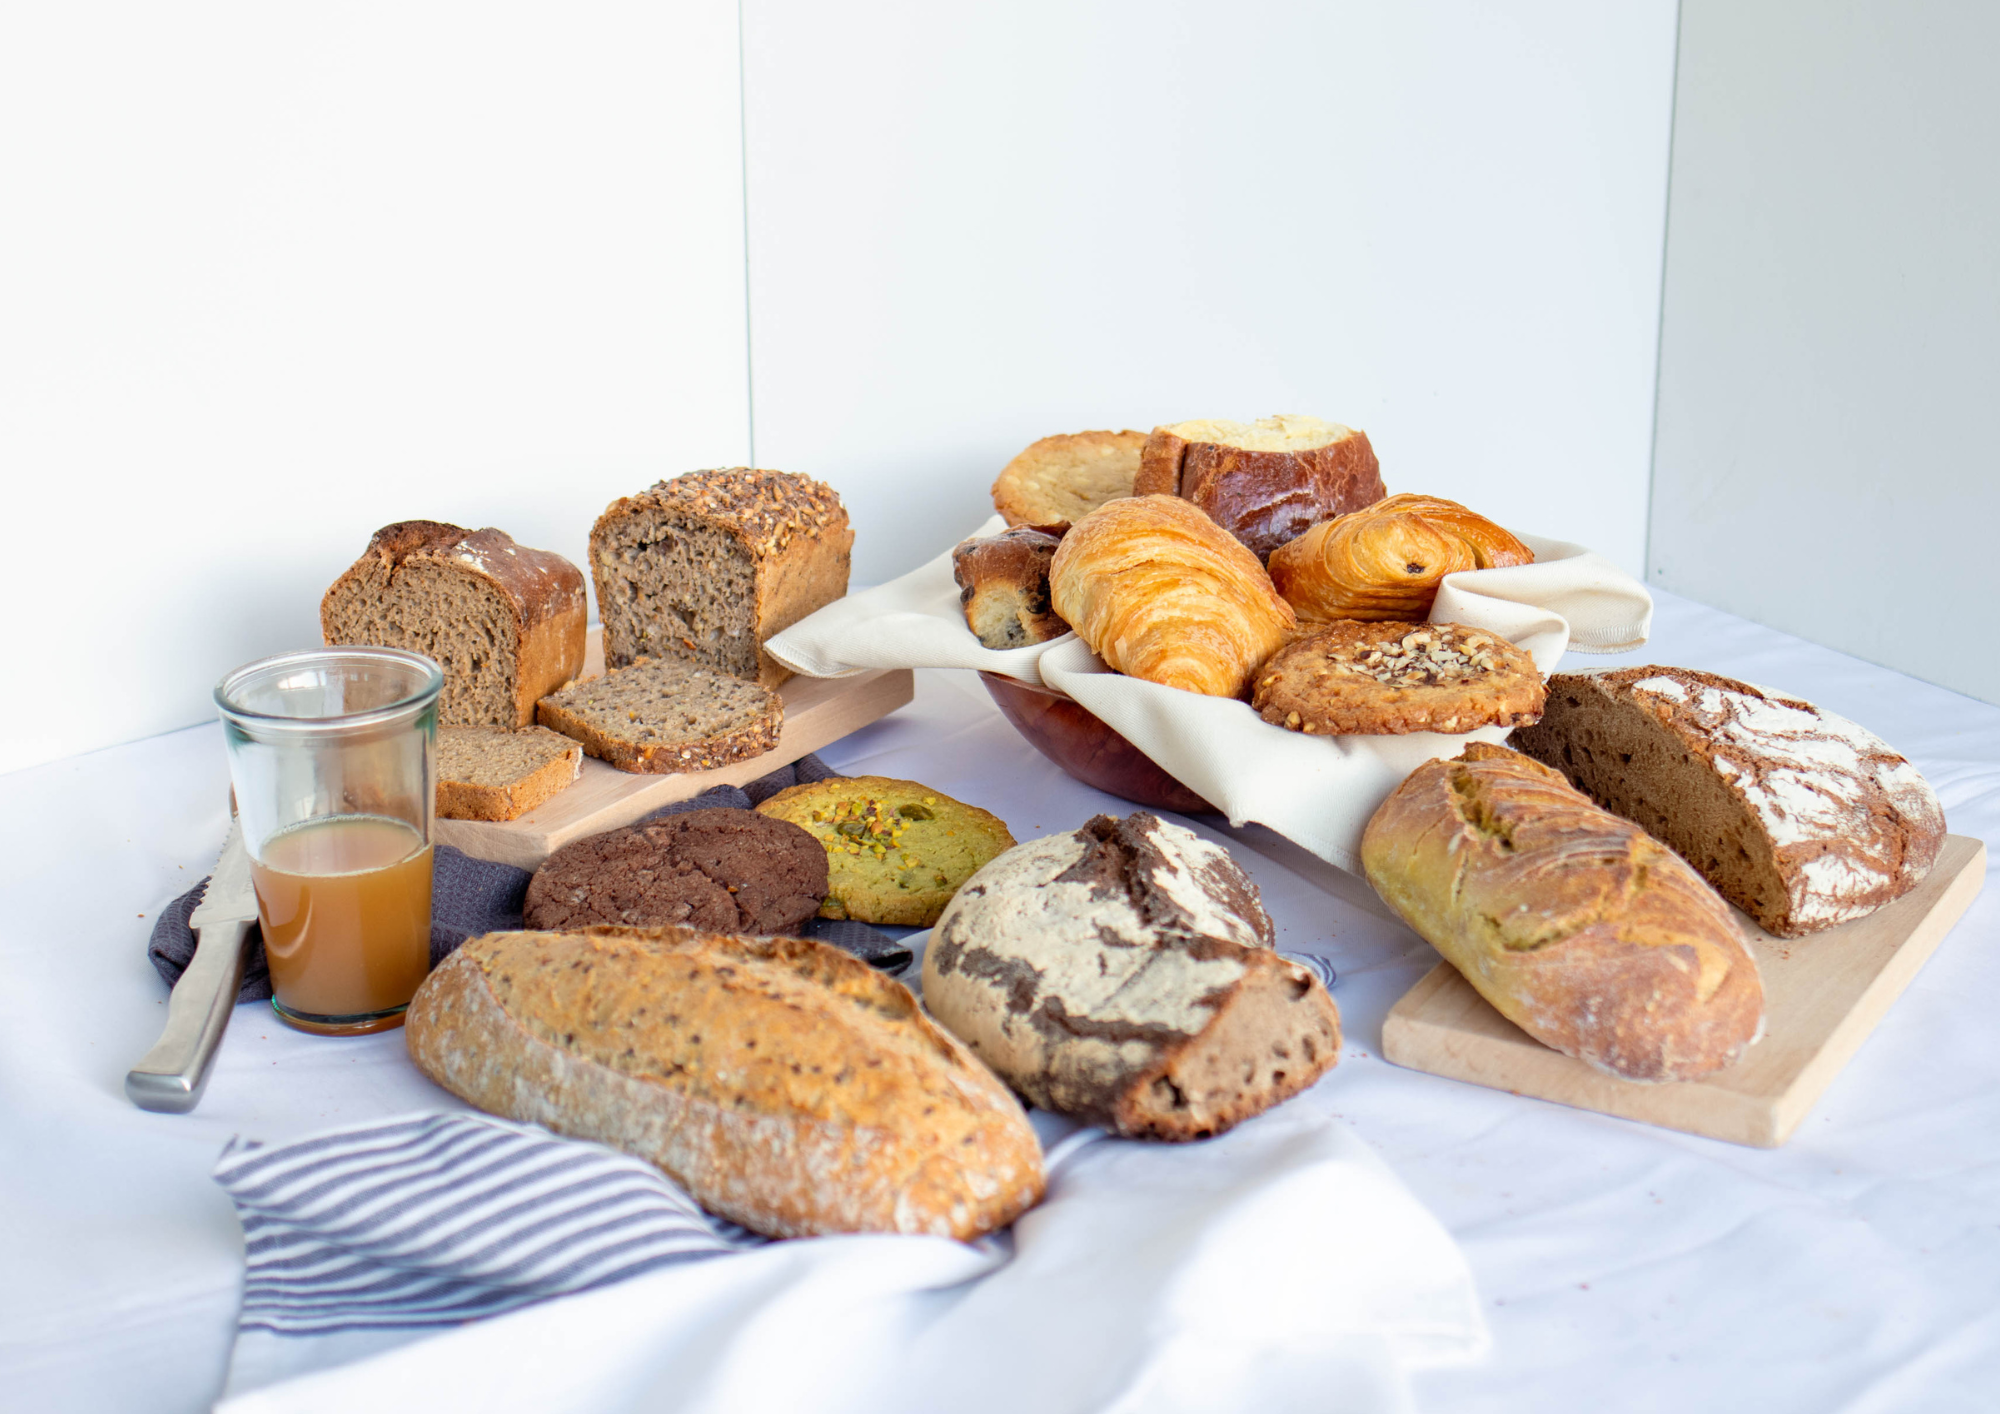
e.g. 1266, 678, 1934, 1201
1134, 418, 1386, 561
1362, 743, 1764, 1083
405, 927, 1045, 1240
590, 470, 853, 688
952, 526, 1070, 649
1269, 493, 1534, 622
321, 520, 587, 728
1511, 668, 1946, 936
1253, 621, 1545, 736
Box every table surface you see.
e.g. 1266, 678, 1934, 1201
3, 586, 1996, 1414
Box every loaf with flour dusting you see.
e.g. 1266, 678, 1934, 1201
922, 813, 1340, 1140
1363, 742, 1764, 1082
406, 927, 1044, 1239
1510, 667, 1945, 936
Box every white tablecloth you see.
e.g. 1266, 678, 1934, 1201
3, 586, 1997, 1413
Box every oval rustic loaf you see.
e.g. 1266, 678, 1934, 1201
1361, 742, 1765, 1083
923, 812, 1341, 1141
406, 927, 1045, 1240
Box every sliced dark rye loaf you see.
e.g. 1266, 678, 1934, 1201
589, 469, 852, 687
321, 520, 587, 727
437, 726, 583, 822
1511, 667, 1945, 937
536, 656, 782, 775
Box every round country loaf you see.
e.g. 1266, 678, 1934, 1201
923, 812, 1341, 1141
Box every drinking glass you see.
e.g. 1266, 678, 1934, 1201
215, 647, 443, 1035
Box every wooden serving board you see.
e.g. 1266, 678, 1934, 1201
1381, 834, 1986, 1147
435, 629, 914, 869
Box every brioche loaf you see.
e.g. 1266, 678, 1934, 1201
1511, 668, 1946, 937
321, 521, 587, 728
923, 813, 1341, 1140
406, 927, 1045, 1240
590, 469, 852, 688
1134, 415, 1386, 560
1362, 743, 1764, 1083
1049, 496, 1296, 698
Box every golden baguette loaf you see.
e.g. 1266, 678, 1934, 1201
1269, 493, 1534, 623
1049, 495, 1296, 698
406, 927, 1045, 1239
1361, 743, 1764, 1082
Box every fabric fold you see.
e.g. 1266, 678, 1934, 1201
764, 517, 1653, 871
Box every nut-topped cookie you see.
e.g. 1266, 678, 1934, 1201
756, 776, 1016, 926
1252, 621, 1544, 736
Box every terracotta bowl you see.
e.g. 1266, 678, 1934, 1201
978, 671, 1216, 815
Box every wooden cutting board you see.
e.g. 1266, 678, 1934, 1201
1381, 834, 1987, 1147
435, 630, 914, 869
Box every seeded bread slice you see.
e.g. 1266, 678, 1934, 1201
537, 657, 782, 775
437, 726, 584, 822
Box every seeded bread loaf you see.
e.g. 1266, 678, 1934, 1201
437, 726, 583, 821
406, 927, 1045, 1239
536, 657, 781, 774
923, 813, 1341, 1140
1510, 668, 1946, 936
590, 469, 853, 688
1362, 742, 1765, 1083
1133, 415, 1387, 561
322, 520, 587, 727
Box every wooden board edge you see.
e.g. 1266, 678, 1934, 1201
434, 669, 916, 869
1764, 835, 1987, 1143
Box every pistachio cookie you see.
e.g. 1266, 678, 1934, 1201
1252, 620, 1544, 736
756, 777, 1016, 926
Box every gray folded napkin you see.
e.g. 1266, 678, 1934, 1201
147, 754, 911, 1003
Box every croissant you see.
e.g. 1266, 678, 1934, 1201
1050, 495, 1296, 698
1268, 493, 1534, 623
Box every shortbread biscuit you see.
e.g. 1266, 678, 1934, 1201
992, 429, 1146, 527
757, 777, 1016, 926
1252, 621, 1544, 736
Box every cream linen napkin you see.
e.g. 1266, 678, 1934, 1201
765, 515, 1652, 873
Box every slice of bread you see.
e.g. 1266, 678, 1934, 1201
537, 657, 782, 775
991, 429, 1146, 527
437, 726, 584, 822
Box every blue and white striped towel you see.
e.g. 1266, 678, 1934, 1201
211, 1104, 1485, 1414
214, 1113, 763, 1392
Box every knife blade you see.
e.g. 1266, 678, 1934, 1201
126, 820, 257, 1113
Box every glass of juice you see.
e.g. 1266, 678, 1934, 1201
215, 647, 444, 1035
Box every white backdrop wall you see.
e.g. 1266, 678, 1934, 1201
1649, 1, 2000, 706
1, 1, 1681, 774
0, 3, 751, 775
741, 0, 1680, 585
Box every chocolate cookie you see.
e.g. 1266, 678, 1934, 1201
1252, 620, 1544, 736
524, 807, 827, 935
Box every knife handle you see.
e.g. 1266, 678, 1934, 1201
125, 918, 252, 1113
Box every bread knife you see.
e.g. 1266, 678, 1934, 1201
125, 820, 256, 1113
